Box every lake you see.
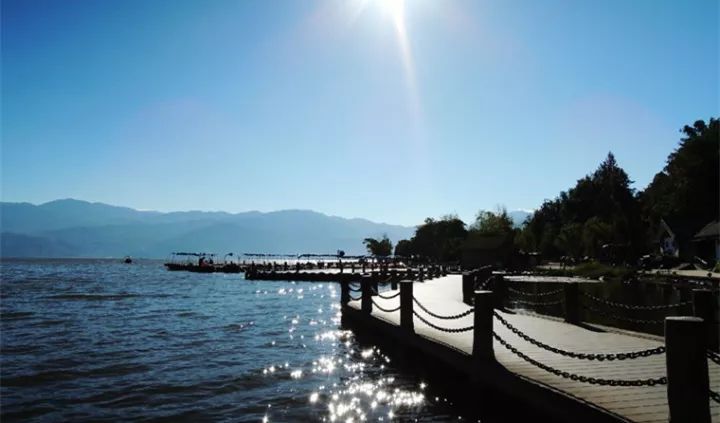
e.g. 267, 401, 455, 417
1, 259, 521, 422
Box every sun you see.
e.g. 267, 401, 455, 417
378, 0, 405, 27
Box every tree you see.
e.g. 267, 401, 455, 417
411, 215, 467, 262
363, 235, 393, 257
640, 118, 719, 234
554, 223, 583, 258
518, 152, 641, 261
391, 215, 468, 262
582, 217, 613, 257
469, 208, 514, 236
517, 117, 717, 262
394, 239, 413, 257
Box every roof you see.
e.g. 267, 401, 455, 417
694, 220, 720, 240
655, 217, 699, 242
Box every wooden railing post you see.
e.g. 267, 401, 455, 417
564, 282, 579, 324
679, 286, 691, 302
340, 280, 350, 305
361, 276, 373, 314
400, 280, 414, 332
665, 316, 710, 423
441, 265, 447, 276
662, 282, 673, 304
462, 271, 474, 305
418, 267, 425, 282
693, 289, 719, 352
473, 290, 494, 361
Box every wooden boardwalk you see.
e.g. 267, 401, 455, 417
345, 274, 720, 422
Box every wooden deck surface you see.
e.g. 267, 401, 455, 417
347, 274, 720, 422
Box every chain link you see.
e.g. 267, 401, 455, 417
710, 389, 720, 404
708, 350, 720, 366
376, 290, 400, 300
509, 298, 564, 307
581, 292, 692, 311
494, 312, 665, 360
581, 304, 664, 325
371, 299, 401, 313
476, 277, 493, 290
413, 310, 474, 333
348, 284, 362, 293
508, 287, 564, 298
413, 297, 475, 320
348, 294, 362, 302
493, 333, 667, 387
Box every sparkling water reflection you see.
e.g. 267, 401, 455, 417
1, 259, 479, 422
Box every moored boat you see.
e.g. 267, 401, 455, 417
164, 252, 218, 272
164, 252, 244, 273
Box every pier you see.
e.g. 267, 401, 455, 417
245, 265, 449, 283
340, 271, 720, 422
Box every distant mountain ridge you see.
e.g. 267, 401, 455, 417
0, 199, 415, 258
508, 210, 532, 228
0, 200, 534, 258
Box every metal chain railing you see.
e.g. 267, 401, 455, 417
493, 333, 667, 387
708, 350, 720, 366
375, 290, 400, 300
510, 297, 564, 307
494, 312, 665, 360
710, 389, 720, 404
581, 304, 664, 325
348, 284, 362, 293
348, 294, 362, 302
476, 277, 493, 290
413, 297, 475, 320
371, 298, 401, 313
413, 310, 474, 333
508, 287, 564, 298
582, 291, 692, 311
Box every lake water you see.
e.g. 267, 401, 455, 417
1, 259, 519, 422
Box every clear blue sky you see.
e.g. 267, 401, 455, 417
2, 0, 718, 226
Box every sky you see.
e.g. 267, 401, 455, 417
2, 0, 718, 226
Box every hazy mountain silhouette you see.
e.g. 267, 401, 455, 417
508, 210, 532, 228
0, 199, 415, 258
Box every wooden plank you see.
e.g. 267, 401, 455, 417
347, 275, 720, 422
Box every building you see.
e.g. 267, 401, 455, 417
693, 220, 720, 263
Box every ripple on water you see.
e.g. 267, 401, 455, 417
0, 260, 491, 422
1, 311, 36, 320
44, 293, 143, 301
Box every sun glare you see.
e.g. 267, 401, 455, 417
379, 0, 405, 27
345, 0, 422, 128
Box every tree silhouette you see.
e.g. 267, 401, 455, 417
363, 235, 393, 257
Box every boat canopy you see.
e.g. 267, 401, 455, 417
241, 253, 381, 260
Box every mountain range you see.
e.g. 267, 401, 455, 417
0, 199, 531, 258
